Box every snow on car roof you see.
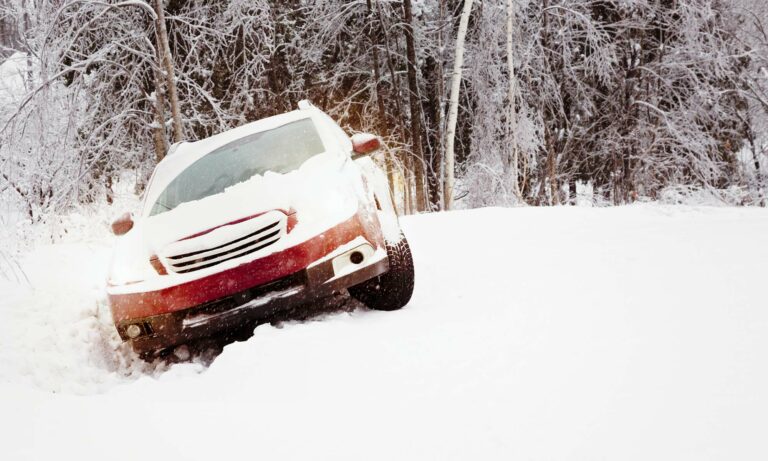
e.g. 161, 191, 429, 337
143, 109, 321, 216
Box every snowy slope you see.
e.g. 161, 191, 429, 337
2, 206, 768, 460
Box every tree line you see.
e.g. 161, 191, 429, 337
0, 0, 766, 221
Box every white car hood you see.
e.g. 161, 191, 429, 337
109, 154, 363, 290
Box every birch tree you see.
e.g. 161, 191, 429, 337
444, 0, 474, 210
151, 0, 182, 144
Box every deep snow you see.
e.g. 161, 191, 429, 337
1, 205, 768, 460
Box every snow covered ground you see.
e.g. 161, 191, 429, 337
1, 205, 768, 460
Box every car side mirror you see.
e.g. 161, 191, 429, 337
351, 133, 381, 156
111, 212, 134, 236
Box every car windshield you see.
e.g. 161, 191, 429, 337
149, 118, 325, 216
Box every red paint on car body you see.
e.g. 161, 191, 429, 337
109, 210, 382, 322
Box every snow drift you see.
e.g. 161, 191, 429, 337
1, 205, 768, 460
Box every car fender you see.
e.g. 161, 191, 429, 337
353, 156, 401, 243
108, 222, 158, 287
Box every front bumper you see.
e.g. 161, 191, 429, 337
118, 249, 388, 354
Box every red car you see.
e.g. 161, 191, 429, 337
107, 102, 414, 356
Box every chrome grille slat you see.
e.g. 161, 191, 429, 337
172, 229, 281, 269
173, 235, 282, 274
169, 221, 280, 260
169, 225, 280, 266
162, 212, 287, 274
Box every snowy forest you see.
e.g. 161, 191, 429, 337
1, 0, 767, 221
4, 2, 768, 454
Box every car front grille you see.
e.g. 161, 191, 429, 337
164, 212, 287, 274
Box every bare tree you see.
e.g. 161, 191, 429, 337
402, 0, 427, 212
152, 0, 182, 143
444, 0, 474, 210
505, 0, 522, 202
2, 0, 765, 223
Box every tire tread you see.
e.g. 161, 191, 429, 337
349, 234, 414, 311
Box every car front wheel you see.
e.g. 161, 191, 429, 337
349, 234, 414, 311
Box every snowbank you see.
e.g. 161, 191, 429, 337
2, 205, 768, 460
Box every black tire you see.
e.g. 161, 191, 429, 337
349, 234, 415, 311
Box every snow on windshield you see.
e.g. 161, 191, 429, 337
150, 118, 325, 216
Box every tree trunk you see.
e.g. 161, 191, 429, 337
374, 0, 409, 213
152, 0, 183, 143
444, 0, 474, 210
505, 0, 522, 202
403, 164, 414, 215
106, 175, 114, 205
424, 55, 444, 210
402, 0, 427, 212
612, 151, 622, 205
746, 124, 765, 207
151, 63, 169, 163
366, 0, 387, 133
569, 179, 577, 205
21, 0, 33, 90
757, 146, 765, 207
547, 130, 559, 205
366, 0, 397, 207
437, 0, 449, 208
